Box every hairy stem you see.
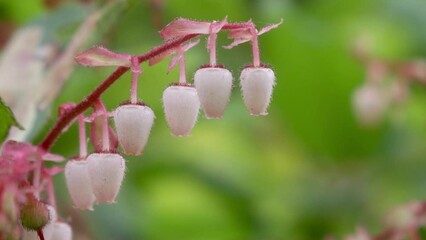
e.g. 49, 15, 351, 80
77, 114, 87, 158
179, 51, 187, 84
130, 57, 141, 104
209, 33, 217, 67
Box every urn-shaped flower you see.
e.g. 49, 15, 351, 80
114, 104, 155, 155
194, 67, 233, 119
240, 67, 275, 115
86, 153, 125, 204
50, 222, 72, 240
352, 84, 387, 126
162, 84, 200, 136
64, 159, 95, 210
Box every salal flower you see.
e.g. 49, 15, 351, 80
240, 67, 275, 115
163, 84, 200, 136
86, 153, 125, 204
352, 83, 387, 126
194, 67, 233, 118
113, 103, 155, 156
50, 222, 72, 240
64, 159, 95, 210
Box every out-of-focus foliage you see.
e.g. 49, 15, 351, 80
1, 0, 426, 239
0, 96, 21, 144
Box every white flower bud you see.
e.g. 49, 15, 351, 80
50, 222, 72, 240
194, 67, 233, 119
86, 153, 125, 204
162, 85, 200, 136
64, 159, 95, 210
240, 67, 275, 116
352, 84, 387, 126
113, 104, 155, 156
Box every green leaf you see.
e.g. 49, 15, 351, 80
0, 96, 23, 144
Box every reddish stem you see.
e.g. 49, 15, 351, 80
39, 34, 199, 151
37, 229, 45, 240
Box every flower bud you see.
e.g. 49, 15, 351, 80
87, 153, 125, 204
20, 204, 56, 240
50, 222, 72, 240
240, 67, 275, 116
352, 84, 387, 126
194, 67, 233, 119
64, 159, 95, 210
20, 198, 49, 231
113, 104, 155, 156
162, 84, 200, 136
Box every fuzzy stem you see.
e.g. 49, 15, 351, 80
130, 57, 141, 104
179, 49, 187, 84
209, 33, 217, 67
77, 114, 87, 158
251, 34, 261, 67
94, 99, 109, 152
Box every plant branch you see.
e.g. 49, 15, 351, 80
39, 20, 266, 151
39, 33, 200, 151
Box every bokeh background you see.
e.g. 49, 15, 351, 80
1, 0, 426, 239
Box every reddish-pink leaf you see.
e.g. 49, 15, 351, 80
160, 18, 210, 40
210, 17, 228, 33
167, 40, 200, 73
257, 19, 283, 36
75, 46, 132, 68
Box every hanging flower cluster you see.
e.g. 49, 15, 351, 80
0, 17, 282, 240
352, 39, 426, 127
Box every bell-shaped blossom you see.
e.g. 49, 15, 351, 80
352, 84, 388, 126
163, 85, 200, 136
194, 67, 233, 118
113, 104, 155, 156
64, 159, 95, 210
50, 222, 72, 240
86, 153, 125, 204
240, 67, 276, 115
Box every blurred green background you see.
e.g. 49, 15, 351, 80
2, 0, 426, 239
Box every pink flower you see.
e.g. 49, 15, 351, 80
194, 67, 233, 118
163, 84, 200, 136
113, 104, 155, 156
